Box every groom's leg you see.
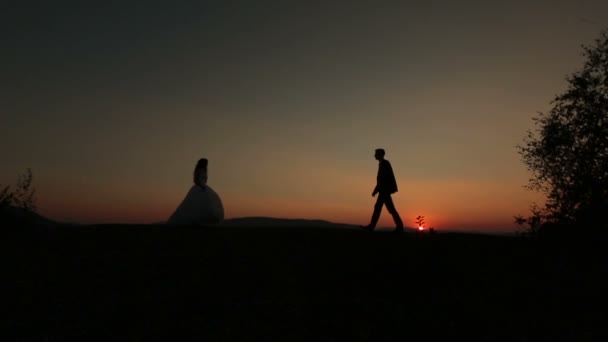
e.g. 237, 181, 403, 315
369, 195, 385, 228
384, 194, 403, 228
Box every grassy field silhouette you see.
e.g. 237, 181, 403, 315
7, 224, 606, 340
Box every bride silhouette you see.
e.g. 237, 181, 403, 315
167, 158, 224, 225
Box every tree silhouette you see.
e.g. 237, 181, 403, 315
517, 29, 608, 231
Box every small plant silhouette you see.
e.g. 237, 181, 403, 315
415, 215, 425, 229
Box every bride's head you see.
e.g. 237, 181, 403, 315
193, 158, 208, 187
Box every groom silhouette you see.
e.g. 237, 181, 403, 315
362, 148, 404, 232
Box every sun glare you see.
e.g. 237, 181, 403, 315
418, 226, 424, 231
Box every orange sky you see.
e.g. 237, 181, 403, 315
1, 2, 605, 231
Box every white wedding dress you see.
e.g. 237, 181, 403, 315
167, 184, 224, 225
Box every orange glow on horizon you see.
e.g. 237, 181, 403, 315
33, 168, 545, 231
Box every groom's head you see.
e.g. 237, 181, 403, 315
194, 158, 208, 186
374, 148, 385, 161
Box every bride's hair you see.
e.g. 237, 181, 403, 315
193, 158, 208, 185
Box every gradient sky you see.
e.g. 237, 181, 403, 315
2, 1, 607, 231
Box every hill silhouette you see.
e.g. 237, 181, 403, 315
220, 216, 419, 232
0, 205, 58, 226
221, 216, 357, 228
6, 222, 606, 340
77, 216, 419, 232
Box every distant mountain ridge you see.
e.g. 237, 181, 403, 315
1, 208, 419, 232
220, 217, 359, 229
219, 217, 420, 232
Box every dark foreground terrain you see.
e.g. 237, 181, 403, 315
6, 225, 608, 340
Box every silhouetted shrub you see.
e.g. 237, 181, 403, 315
14, 168, 37, 212
514, 204, 544, 236
0, 185, 13, 209
0, 168, 37, 212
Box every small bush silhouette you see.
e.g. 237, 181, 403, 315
14, 168, 37, 212
514, 204, 544, 236
0, 185, 13, 209
0, 168, 37, 212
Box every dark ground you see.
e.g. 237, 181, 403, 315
5, 225, 608, 341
